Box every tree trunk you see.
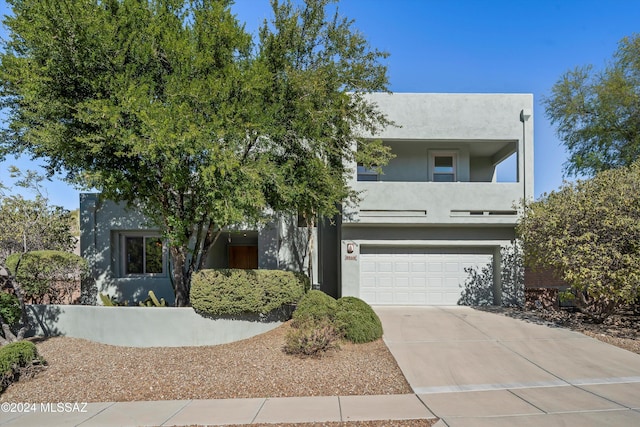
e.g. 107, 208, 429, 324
170, 247, 191, 307
306, 215, 315, 288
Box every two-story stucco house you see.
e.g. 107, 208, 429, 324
81, 93, 533, 306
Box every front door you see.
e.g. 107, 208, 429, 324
228, 245, 258, 269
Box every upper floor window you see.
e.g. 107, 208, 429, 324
121, 234, 166, 276
430, 152, 457, 182
357, 164, 379, 181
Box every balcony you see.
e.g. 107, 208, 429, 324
344, 181, 524, 226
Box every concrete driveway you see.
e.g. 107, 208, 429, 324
375, 306, 640, 427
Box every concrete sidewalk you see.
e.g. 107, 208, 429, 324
0, 394, 437, 426
376, 306, 640, 427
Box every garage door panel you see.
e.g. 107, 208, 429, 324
360, 247, 492, 306
361, 261, 376, 273
411, 277, 426, 288
395, 277, 409, 287
395, 262, 410, 272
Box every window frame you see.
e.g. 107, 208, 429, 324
357, 163, 379, 181
119, 232, 167, 277
429, 151, 458, 182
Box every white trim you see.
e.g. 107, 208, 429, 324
429, 150, 458, 182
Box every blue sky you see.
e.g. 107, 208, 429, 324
1, 0, 639, 209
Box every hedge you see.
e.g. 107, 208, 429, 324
190, 269, 308, 316
0, 341, 45, 392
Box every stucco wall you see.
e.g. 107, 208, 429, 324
352, 93, 534, 199
336, 94, 533, 303
80, 195, 313, 304
27, 305, 283, 347
80, 194, 175, 305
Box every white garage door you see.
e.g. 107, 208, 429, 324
360, 247, 493, 305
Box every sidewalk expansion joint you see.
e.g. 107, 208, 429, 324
77, 401, 116, 426
250, 398, 267, 424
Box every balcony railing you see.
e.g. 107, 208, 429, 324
345, 182, 524, 225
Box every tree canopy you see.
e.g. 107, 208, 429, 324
516, 162, 640, 320
0, 0, 393, 306
544, 34, 640, 177
0, 168, 76, 264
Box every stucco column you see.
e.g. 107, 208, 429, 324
520, 108, 534, 201
79, 194, 98, 272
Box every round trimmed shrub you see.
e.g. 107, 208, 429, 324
335, 296, 383, 343
291, 290, 338, 327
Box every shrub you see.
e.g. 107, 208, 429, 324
517, 162, 640, 321
291, 289, 338, 327
190, 269, 308, 316
283, 317, 341, 356
0, 292, 21, 327
6, 251, 89, 304
0, 341, 45, 392
335, 296, 383, 343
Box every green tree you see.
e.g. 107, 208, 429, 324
0, 169, 76, 263
516, 162, 640, 321
256, 0, 393, 280
0, 0, 392, 306
545, 34, 640, 177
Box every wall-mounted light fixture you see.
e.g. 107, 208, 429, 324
346, 243, 355, 254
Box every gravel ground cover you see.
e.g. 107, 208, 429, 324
0, 321, 412, 403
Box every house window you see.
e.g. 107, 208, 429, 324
357, 164, 379, 181
430, 152, 457, 182
122, 234, 166, 275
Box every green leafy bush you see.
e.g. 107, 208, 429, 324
0, 341, 45, 392
190, 269, 308, 316
291, 289, 338, 327
283, 317, 341, 356
6, 251, 89, 304
286, 292, 382, 356
335, 296, 383, 343
517, 162, 640, 321
0, 292, 21, 327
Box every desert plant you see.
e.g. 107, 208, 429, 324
283, 317, 341, 357
191, 269, 307, 317
0, 341, 45, 392
138, 290, 167, 307
99, 293, 128, 307
335, 297, 383, 343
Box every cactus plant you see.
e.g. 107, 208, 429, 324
99, 293, 128, 306
99, 293, 114, 306
138, 290, 167, 307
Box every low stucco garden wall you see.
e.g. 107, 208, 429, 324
26, 305, 283, 347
